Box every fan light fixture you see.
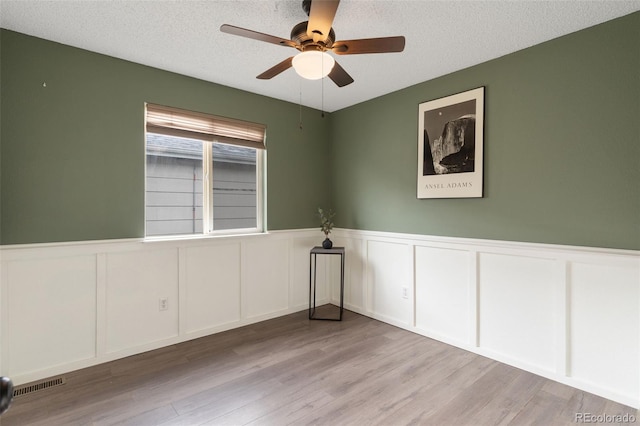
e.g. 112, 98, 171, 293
220, 0, 406, 87
292, 51, 335, 80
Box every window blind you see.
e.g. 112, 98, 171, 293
146, 103, 266, 150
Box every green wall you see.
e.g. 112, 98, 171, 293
0, 29, 331, 244
331, 12, 639, 250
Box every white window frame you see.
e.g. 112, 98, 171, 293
201, 142, 266, 236
145, 103, 266, 239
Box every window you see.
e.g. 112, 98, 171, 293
145, 104, 265, 237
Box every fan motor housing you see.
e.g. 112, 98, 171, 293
291, 21, 335, 51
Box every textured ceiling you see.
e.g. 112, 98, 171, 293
1, 0, 639, 112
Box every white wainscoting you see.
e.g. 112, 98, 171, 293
0, 230, 330, 385
1, 229, 639, 408
330, 229, 640, 408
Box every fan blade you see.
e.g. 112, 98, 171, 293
220, 24, 297, 48
257, 57, 294, 80
307, 0, 340, 43
328, 60, 354, 87
332, 36, 405, 55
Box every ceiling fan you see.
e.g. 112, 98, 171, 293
220, 0, 405, 87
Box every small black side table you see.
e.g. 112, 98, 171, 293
309, 246, 345, 321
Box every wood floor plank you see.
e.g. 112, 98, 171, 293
157, 378, 285, 425
1, 308, 636, 426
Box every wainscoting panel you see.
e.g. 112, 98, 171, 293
341, 237, 366, 311
242, 238, 290, 320
477, 253, 558, 374
184, 243, 241, 334
415, 246, 471, 346
105, 248, 180, 353
4, 255, 97, 377
569, 260, 639, 401
367, 240, 413, 327
291, 236, 329, 310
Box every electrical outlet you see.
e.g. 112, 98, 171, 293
402, 287, 409, 299
159, 297, 169, 311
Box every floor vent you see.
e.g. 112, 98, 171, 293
13, 376, 66, 398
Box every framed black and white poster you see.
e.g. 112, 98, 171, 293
417, 87, 484, 199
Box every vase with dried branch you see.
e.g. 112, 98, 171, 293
317, 207, 335, 249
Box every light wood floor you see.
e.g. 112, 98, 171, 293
1, 307, 636, 426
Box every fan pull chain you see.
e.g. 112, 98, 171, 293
321, 76, 325, 118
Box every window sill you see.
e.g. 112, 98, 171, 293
143, 229, 268, 244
